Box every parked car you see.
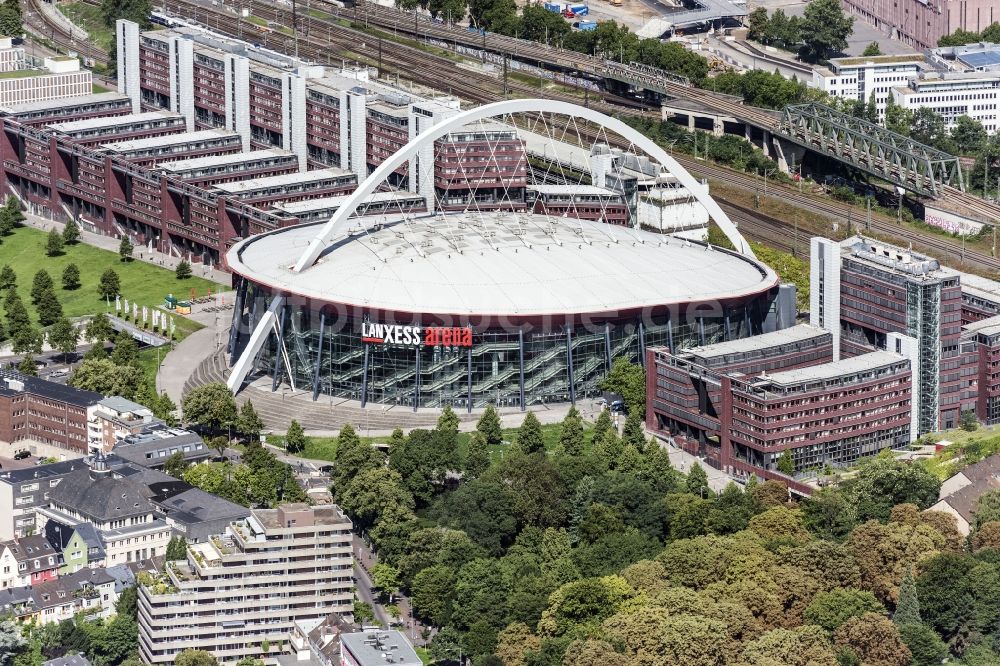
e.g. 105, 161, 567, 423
13, 450, 30, 460
562, 8, 576, 17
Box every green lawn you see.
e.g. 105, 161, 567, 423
92, 83, 110, 93
266, 420, 594, 462
0, 70, 47, 79
415, 647, 431, 665
0, 225, 222, 327
59, 2, 114, 53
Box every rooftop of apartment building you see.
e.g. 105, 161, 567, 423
48, 111, 183, 134
340, 631, 422, 666
673, 324, 829, 365
156, 148, 294, 174
958, 271, 1000, 305
840, 235, 957, 281
0, 370, 102, 408
815, 53, 929, 77
0, 91, 129, 115
744, 350, 908, 391
211, 167, 356, 195
962, 313, 1000, 338
252, 503, 350, 530
0, 458, 89, 485
101, 128, 239, 153
931, 42, 1000, 72
273, 191, 424, 216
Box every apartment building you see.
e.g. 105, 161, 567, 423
0, 371, 102, 453
891, 71, 1000, 134
87, 396, 161, 453
0, 460, 88, 540
137, 503, 354, 665
812, 236, 967, 433
647, 337, 914, 482
811, 54, 926, 117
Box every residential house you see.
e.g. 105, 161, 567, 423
929, 454, 1000, 534
2, 535, 60, 586
44, 521, 106, 574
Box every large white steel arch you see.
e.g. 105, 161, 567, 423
227, 99, 757, 392
292, 99, 755, 272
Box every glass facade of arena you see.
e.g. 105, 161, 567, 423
229, 279, 777, 409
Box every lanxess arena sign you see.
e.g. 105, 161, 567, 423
361, 322, 472, 347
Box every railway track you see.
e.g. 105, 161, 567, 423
24, 0, 107, 64
162, 0, 655, 116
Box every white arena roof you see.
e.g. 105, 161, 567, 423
229, 212, 778, 317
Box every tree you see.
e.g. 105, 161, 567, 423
801, 488, 857, 540
31, 270, 54, 305
558, 406, 585, 456
46, 229, 64, 257
110, 332, 139, 366
798, 0, 853, 63
97, 268, 121, 300
845, 457, 941, 522
0, 619, 25, 666
36, 288, 63, 327
740, 626, 838, 666
175, 259, 192, 280
69, 358, 145, 399
621, 411, 645, 450
182, 382, 238, 432
47, 317, 79, 360
0, 265, 14, 290
429, 626, 464, 663
833, 613, 910, 666
593, 408, 613, 442
951, 115, 988, 155
804, 588, 885, 631
62, 219, 80, 245
164, 451, 189, 478
438, 404, 460, 437
686, 462, 709, 497
477, 405, 503, 447
61, 263, 81, 291
938, 27, 982, 47
174, 650, 219, 666
862, 41, 881, 56
86, 312, 114, 345
777, 448, 795, 475
371, 563, 401, 603
747, 7, 769, 41
465, 432, 490, 479
16, 355, 37, 376
411, 564, 455, 626
893, 569, 921, 626
599, 358, 646, 416
101, 0, 151, 27
896, 624, 946, 666
515, 412, 544, 455
118, 235, 133, 262
285, 419, 307, 454
236, 400, 264, 441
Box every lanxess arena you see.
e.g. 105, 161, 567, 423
226, 101, 780, 410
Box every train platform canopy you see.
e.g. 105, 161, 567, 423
637, 0, 748, 38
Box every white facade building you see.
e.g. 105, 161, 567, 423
891, 72, 1000, 134
811, 54, 925, 118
